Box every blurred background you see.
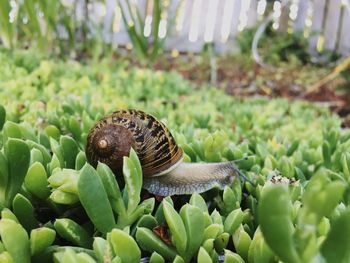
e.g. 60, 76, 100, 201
1, 0, 350, 123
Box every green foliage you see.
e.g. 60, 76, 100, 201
237, 26, 312, 66
118, 0, 177, 63
0, 0, 75, 55
0, 0, 179, 59
0, 0, 14, 48
0, 49, 350, 262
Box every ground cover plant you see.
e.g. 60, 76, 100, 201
0, 48, 350, 262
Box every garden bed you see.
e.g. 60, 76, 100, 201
114, 46, 350, 128
0, 49, 350, 262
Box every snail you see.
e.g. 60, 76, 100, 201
86, 109, 250, 196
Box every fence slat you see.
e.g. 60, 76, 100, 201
204, 0, 219, 43
103, 0, 117, 42
197, 0, 209, 42
338, 5, 350, 55
136, 0, 147, 21
75, 0, 85, 22
165, 0, 196, 52
278, 1, 290, 32
230, 0, 243, 38
213, 0, 230, 52
112, 0, 131, 45
309, 0, 326, 54
215, 0, 242, 53
294, 0, 310, 31
323, 0, 342, 51
166, 0, 181, 37
247, 0, 258, 28
213, 0, 226, 43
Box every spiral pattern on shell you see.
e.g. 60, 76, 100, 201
86, 109, 183, 177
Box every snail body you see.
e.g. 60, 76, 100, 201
86, 109, 245, 196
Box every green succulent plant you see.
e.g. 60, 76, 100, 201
0, 49, 350, 262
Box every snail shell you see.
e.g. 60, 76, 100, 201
86, 109, 183, 176
86, 109, 244, 196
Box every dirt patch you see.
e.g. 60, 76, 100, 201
154, 55, 350, 126
117, 51, 350, 126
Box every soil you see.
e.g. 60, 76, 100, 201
116, 51, 350, 127
152, 55, 350, 128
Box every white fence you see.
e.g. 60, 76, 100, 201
80, 0, 350, 55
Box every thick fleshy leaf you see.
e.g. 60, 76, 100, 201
30, 148, 44, 165
302, 171, 346, 221
109, 229, 141, 263
75, 151, 87, 170
131, 214, 158, 236
12, 194, 39, 232
60, 135, 79, 168
222, 185, 240, 214
149, 252, 165, 263
54, 218, 92, 248
0, 104, 5, 131
0, 151, 8, 205
93, 237, 112, 263
202, 238, 214, 255
49, 138, 64, 167
155, 196, 173, 225
44, 125, 61, 141
163, 201, 187, 255
24, 162, 50, 199
180, 204, 204, 261
0, 219, 30, 263
136, 227, 177, 261
232, 226, 251, 262
214, 232, 230, 253
247, 228, 274, 263
258, 185, 301, 263
30, 227, 56, 256
0, 251, 13, 263
97, 162, 125, 216
224, 208, 244, 235
50, 190, 79, 205
211, 210, 222, 225
223, 250, 245, 263
3, 121, 22, 141
203, 224, 223, 241
4, 138, 30, 207
197, 247, 212, 263
129, 147, 142, 189
123, 148, 142, 214
189, 193, 208, 213
78, 164, 115, 234
58, 248, 77, 262
1, 209, 18, 222
68, 116, 82, 140
48, 154, 61, 174
26, 140, 51, 166
172, 255, 185, 263
76, 252, 96, 263
321, 209, 350, 262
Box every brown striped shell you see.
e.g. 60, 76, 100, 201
85, 109, 183, 177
